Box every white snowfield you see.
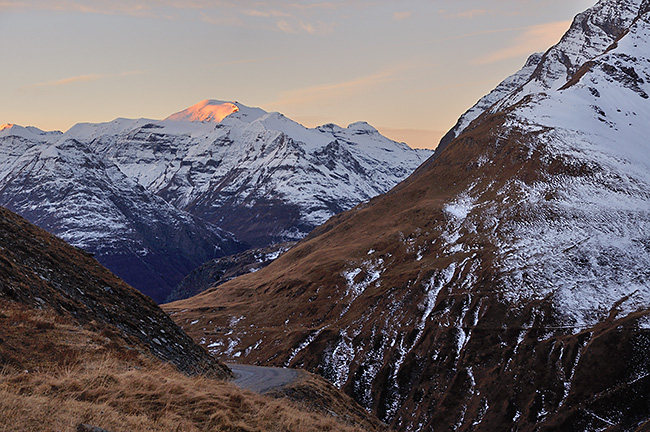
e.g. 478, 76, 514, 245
442, 0, 650, 328
49, 100, 430, 241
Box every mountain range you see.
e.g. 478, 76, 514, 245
165, 0, 650, 430
0, 102, 429, 302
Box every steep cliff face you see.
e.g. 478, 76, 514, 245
165, 1, 650, 430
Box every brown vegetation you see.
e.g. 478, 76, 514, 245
269, 373, 389, 431
0, 301, 376, 432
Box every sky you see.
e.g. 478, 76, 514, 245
1, 0, 596, 149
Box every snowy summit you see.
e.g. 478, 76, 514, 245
165, 99, 241, 123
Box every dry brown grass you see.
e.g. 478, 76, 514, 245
0, 303, 369, 432
269, 373, 389, 431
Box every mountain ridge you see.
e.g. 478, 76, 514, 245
0, 131, 245, 303
0, 205, 229, 377
77, 100, 430, 245
437, 0, 642, 156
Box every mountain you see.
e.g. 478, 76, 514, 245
73, 100, 431, 246
0, 102, 429, 302
438, 0, 640, 154
0, 125, 244, 303
164, 1, 650, 430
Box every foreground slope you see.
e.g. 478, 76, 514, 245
0, 205, 387, 432
0, 205, 228, 376
166, 1, 650, 430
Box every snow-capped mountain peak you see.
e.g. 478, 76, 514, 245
0, 123, 63, 140
86, 101, 431, 246
165, 99, 240, 123
165, 99, 269, 125
437, 0, 644, 154
346, 121, 379, 134
0, 99, 430, 299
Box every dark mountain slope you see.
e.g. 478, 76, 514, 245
0, 205, 229, 377
166, 241, 295, 303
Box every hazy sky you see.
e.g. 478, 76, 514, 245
2, 0, 596, 149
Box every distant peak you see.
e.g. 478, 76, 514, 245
0, 123, 15, 132
165, 100, 240, 123
347, 121, 378, 133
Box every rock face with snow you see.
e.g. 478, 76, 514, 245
165, 1, 650, 430
0, 125, 245, 303
0, 104, 431, 301
438, 0, 640, 154
0, 103, 429, 301
75, 101, 431, 246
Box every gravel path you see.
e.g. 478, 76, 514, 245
227, 363, 301, 393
